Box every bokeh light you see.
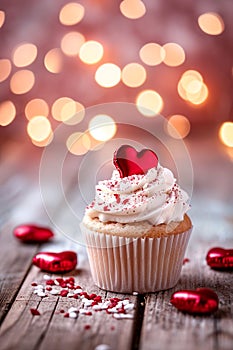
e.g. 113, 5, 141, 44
79, 41, 104, 65
219, 122, 233, 147
66, 132, 91, 155
12, 43, 37, 67
60, 31, 85, 56
0, 101, 16, 126
198, 12, 224, 35
10, 70, 35, 94
89, 114, 117, 141
27, 116, 52, 142
95, 63, 121, 88
0, 10, 5, 28
44, 48, 63, 73
136, 90, 164, 116
177, 70, 208, 105
121, 62, 146, 87
163, 43, 185, 67
139, 43, 165, 66
120, 0, 146, 19
52, 97, 73, 121
61, 100, 85, 125
25, 99, 49, 120
31, 131, 54, 147
186, 83, 208, 105
0, 59, 12, 82
59, 2, 85, 26
166, 114, 191, 139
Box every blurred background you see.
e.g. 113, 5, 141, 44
0, 0, 232, 204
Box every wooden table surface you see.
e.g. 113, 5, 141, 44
0, 134, 233, 350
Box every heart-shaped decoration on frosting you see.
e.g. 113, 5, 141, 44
113, 145, 158, 178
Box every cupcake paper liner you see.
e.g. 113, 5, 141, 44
82, 225, 192, 294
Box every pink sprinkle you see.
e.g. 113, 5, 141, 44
30, 308, 40, 316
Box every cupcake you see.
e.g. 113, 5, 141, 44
81, 145, 192, 293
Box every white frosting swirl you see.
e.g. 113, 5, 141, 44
86, 164, 190, 225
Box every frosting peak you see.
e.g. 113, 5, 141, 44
86, 163, 190, 225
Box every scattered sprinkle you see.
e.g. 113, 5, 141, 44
30, 277, 135, 320
30, 308, 40, 316
183, 258, 190, 265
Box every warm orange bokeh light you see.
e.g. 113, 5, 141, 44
0, 101, 16, 126
44, 48, 63, 73
163, 43, 185, 67
89, 114, 117, 141
31, 131, 54, 147
0, 59, 12, 82
25, 99, 49, 120
177, 70, 208, 105
95, 63, 121, 88
10, 70, 35, 95
79, 41, 104, 65
60, 32, 85, 56
198, 12, 224, 35
120, 0, 146, 19
0, 10, 5, 28
61, 101, 85, 125
59, 2, 85, 26
66, 132, 91, 155
52, 97, 84, 122
136, 90, 164, 116
166, 115, 191, 139
27, 116, 52, 142
121, 62, 146, 87
139, 43, 165, 66
219, 122, 233, 147
12, 43, 38, 67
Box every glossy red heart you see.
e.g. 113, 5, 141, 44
32, 251, 77, 273
170, 288, 219, 314
13, 224, 54, 243
113, 145, 158, 178
206, 247, 233, 270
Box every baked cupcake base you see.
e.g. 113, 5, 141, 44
81, 215, 192, 293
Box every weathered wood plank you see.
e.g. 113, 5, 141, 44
139, 232, 233, 350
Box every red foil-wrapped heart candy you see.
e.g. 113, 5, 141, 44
113, 145, 158, 178
206, 247, 233, 270
170, 288, 219, 314
13, 224, 54, 243
32, 251, 77, 273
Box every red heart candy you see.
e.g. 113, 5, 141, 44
13, 224, 54, 243
113, 145, 158, 178
206, 247, 233, 270
170, 288, 219, 314
32, 251, 77, 273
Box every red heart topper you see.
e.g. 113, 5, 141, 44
32, 251, 77, 273
113, 145, 158, 178
206, 247, 233, 270
170, 288, 219, 314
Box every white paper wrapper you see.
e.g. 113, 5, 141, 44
82, 225, 192, 293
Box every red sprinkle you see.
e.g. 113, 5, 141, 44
46, 286, 52, 291
60, 290, 68, 297
183, 258, 190, 265
60, 309, 65, 313
64, 313, 69, 318
84, 325, 91, 330
46, 279, 55, 286
85, 312, 92, 316
30, 308, 40, 316
31, 282, 38, 286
